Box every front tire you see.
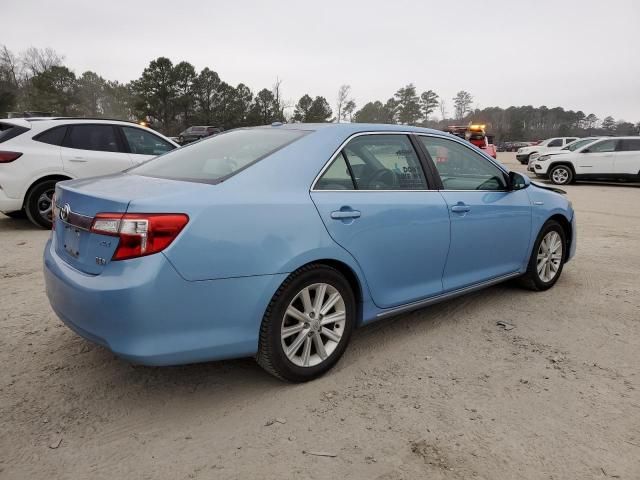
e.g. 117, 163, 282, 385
519, 220, 566, 291
549, 165, 573, 185
25, 180, 57, 228
256, 264, 356, 382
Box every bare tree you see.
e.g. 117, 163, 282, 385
336, 84, 351, 123
0, 45, 21, 87
453, 91, 473, 120
21, 47, 64, 77
343, 99, 356, 122
438, 99, 448, 121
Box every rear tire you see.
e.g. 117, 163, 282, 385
256, 264, 356, 382
519, 220, 566, 291
25, 179, 57, 228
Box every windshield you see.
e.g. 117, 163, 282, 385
131, 128, 308, 183
564, 138, 597, 151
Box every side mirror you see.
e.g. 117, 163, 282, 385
508, 171, 530, 190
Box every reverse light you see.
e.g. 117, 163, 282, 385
0, 151, 23, 163
91, 213, 189, 260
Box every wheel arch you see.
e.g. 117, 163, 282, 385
23, 174, 73, 208
548, 161, 576, 175
547, 213, 573, 262
284, 258, 366, 324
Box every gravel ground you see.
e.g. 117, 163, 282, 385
1, 153, 639, 479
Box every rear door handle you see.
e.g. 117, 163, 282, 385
451, 203, 470, 213
69, 156, 87, 162
331, 209, 361, 219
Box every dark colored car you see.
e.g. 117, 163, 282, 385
178, 126, 223, 144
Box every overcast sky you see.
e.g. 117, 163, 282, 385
4, 0, 640, 121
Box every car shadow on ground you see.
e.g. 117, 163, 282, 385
47, 280, 528, 417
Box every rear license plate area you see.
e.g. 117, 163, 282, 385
63, 226, 81, 258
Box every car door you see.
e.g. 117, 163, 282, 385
573, 139, 619, 176
60, 124, 133, 177
416, 135, 531, 292
614, 139, 640, 177
119, 126, 176, 165
310, 133, 451, 309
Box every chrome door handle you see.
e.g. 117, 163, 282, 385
451, 204, 470, 213
331, 209, 361, 219
69, 157, 87, 162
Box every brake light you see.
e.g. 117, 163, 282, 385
91, 213, 189, 260
0, 151, 22, 163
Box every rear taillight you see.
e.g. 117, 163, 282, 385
91, 213, 189, 260
0, 151, 22, 163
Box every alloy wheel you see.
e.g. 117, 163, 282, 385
536, 231, 563, 282
551, 167, 570, 184
38, 189, 54, 224
280, 283, 345, 367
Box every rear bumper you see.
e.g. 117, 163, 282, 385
44, 237, 287, 365
0, 189, 23, 213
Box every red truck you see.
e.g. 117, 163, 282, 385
444, 124, 497, 159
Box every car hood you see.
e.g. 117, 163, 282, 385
531, 181, 566, 194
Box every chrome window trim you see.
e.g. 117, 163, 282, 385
310, 130, 512, 193
310, 131, 434, 192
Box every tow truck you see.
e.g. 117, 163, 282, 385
444, 124, 497, 159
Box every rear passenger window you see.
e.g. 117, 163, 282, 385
66, 125, 121, 152
34, 126, 67, 146
548, 139, 563, 147
342, 135, 428, 190
620, 139, 640, 151
315, 153, 355, 190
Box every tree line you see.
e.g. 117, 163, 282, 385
1, 46, 638, 140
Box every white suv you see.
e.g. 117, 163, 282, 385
531, 137, 640, 185
516, 137, 579, 164
0, 118, 178, 227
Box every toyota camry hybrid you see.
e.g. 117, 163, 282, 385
44, 123, 576, 382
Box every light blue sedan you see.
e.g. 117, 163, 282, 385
44, 123, 576, 381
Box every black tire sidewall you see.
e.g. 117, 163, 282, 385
263, 266, 356, 382
549, 165, 572, 185
527, 220, 566, 290
25, 180, 57, 228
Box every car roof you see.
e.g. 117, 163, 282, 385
259, 122, 443, 136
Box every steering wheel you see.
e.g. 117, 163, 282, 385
366, 168, 398, 190
476, 176, 502, 190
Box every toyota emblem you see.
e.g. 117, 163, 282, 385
60, 203, 71, 221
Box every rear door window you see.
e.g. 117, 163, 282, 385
315, 153, 355, 190
547, 139, 563, 147
65, 124, 122, 152
33, 126, 67, 146
121, 126, 175, 156
619, 139, 640, 151
340, 134, 428, 190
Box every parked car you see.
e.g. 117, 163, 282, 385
44, 123, 576, 382
531, 136, 640, 185
0, 117, 178, 228
516, 137, 579, 164
444, 124, 497, 158
178, 126, 223, 144
527, 137, 606, 171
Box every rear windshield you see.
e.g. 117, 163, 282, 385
131, 128, 308, 183
0, 122, 29, 144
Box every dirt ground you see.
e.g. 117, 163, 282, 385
1, 153, 639, 479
